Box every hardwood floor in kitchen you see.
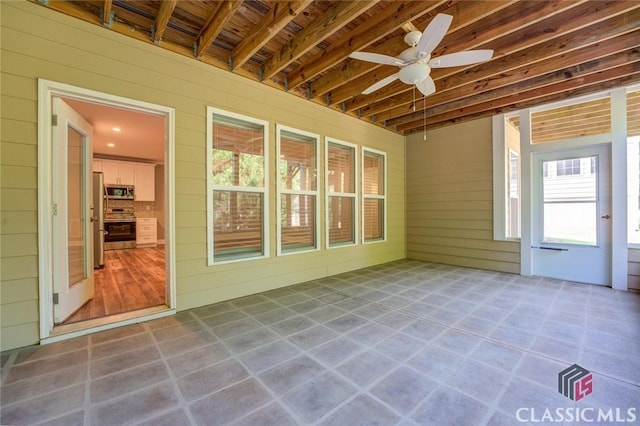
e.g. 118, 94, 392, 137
63, 246, 166, 325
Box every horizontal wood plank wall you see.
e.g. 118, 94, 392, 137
628, 248, 640, 290
0, 1, 405, 351
405, 118, 520, 274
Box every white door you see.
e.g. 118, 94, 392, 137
52, 97, 95, 323
532, 145, 611, 285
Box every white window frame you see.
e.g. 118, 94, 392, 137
276, 124, 320, 256
362, 147, 387, 244
206, 106, 269, 265
325, 137, 358, 249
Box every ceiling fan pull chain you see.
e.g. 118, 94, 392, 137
413, 85, 416, 112
423, 97, 427, 141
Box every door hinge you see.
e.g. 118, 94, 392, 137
52, 203, 58, 216
52, 114, 58, 126
53, 293, 59, 305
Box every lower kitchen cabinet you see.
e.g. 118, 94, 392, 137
136, 217, 157, 247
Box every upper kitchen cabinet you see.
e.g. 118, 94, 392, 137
134, 163, 156, 201
98, 160, 135, 185
94, 159, 156, 201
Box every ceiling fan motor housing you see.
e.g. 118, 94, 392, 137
399, 62, 431, 84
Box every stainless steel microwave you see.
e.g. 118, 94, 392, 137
105, 184, 135, 200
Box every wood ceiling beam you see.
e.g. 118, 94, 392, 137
285, 0, 451, 90
398, 61, 640, 133
353, 1, 638, 115
315, 0, 570, 103
261, 0, 380, 81
152, 0, 177, 44
391, 47, 640, 129
231, 0, 313, 70
195, 0, 243, 59
101, 0, 112, 27
375, 29, 640, 124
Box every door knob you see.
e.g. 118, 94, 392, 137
601, 214, 611, 219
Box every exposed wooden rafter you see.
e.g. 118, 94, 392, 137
260, 0, 380, 81
195, 0, 243, 59
231, 0, 313, 70
152, 0, 177, 44
30, 0, 640, 135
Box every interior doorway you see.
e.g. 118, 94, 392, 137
38, 80, 176, 343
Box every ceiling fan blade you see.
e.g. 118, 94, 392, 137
416, 14, 453, 57
429, 50, 494, 68
362, 73, 399, 95
349, 52, 405, 66
415, 76, 436, 97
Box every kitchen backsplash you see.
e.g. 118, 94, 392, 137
108, 199, 159, 218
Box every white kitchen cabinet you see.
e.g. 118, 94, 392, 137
134, 163, 156, 201
94, 159, 155, 201
136, 217, 157, 247
100, 160, 135, 185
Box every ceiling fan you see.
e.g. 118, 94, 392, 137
349, 14, 494, 96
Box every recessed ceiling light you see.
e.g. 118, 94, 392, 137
112, 127, 121, 132
107, 143, 115, 147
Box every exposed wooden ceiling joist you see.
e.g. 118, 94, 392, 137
31, 0, 640, 136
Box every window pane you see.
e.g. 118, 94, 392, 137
363, 151, 384, 195
328, 196, 354, 245
628, 136, 640, 244
542, 156, 597, 245
507, 150, 520, 238
280, 132, 317, 191
628, 89, 640, 137
531, 97, 611, 144
364, 198, 383, 240
213, 191, 263, 259
327, 143, 355, 193
281, 194, 315, 252
212, 114, 264, 188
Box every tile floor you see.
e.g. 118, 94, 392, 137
1, 260, 639, 425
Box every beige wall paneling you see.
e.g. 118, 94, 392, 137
0, 1, 405, 350
406, 118, 520, 274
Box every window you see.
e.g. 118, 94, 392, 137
362, 148, 386, 243
507, 149, 520, 238
530, 96, 611, 144
207, 107, 268, 264
326, 138, 357, 247
276, 125, 319, 254
628, 88, 640, 244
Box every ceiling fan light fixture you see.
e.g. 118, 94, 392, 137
399, 62, 430, 85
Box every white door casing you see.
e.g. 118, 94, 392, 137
38, 79, 177, 344
531, 145, 612, 285
52, 97, 95, 323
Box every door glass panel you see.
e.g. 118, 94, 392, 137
542, 155, 597, 245
68, 126, 87, 286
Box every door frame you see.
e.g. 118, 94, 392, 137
518, 88, 628, 289
37, 79, 177, 344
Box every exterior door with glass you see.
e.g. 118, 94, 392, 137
531, 145, 611, 285
52, 97, 95, 323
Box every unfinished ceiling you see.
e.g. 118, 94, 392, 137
32, 0, 640, 135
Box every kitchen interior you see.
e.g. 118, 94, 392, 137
62, 98, 167, 325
